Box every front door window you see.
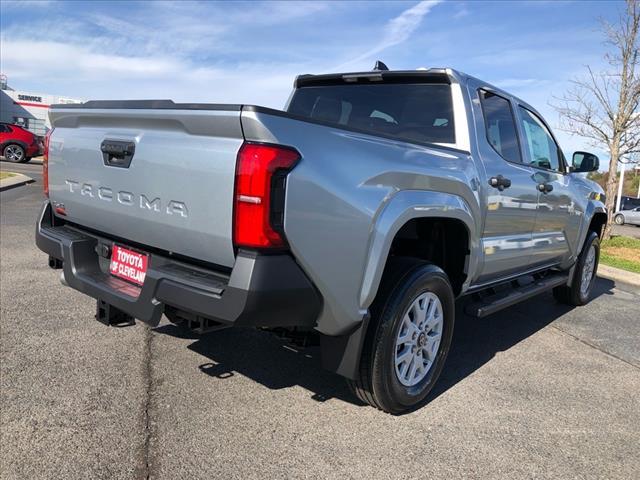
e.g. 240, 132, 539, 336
518, 107, 562, 171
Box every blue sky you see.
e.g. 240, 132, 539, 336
0, 0, 621, 157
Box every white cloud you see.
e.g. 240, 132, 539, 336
0, 37, 304, 107
229, 1, 331, 25
491, 78, 549, 90
453, 6, 470, 19
0, 1, 443, 102
0, 0, 52, 8
0, 1, 339, 105
1, 40, 175, 78
334, 0, 442, 70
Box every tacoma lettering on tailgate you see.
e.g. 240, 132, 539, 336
64, 180, 189, 217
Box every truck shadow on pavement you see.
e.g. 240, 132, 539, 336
154, 277, 616, 411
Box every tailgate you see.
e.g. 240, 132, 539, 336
48, 102, 244, 268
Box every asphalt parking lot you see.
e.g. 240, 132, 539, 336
1, 162, 639, 479
615, 223, 640, 239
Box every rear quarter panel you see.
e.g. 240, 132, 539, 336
242, 110, 481, 335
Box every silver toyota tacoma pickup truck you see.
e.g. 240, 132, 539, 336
36, 67, 607, 414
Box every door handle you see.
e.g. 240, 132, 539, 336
488, 175, 511, 191
537, 183, 553, 194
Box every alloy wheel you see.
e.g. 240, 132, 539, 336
394, 291, 443, 387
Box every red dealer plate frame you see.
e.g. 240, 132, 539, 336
109, 244, 149, 286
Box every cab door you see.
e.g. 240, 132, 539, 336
471, 86, 540, 285
515, 106, 578, 267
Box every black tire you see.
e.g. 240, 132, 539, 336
2, 144, 26, 163
552, 231, 600, 306
614, 215, 625, 225
347, 259, 455, 414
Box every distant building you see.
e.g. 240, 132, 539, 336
0, 74, 82, 136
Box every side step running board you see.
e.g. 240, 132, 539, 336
465, 273, 569, 318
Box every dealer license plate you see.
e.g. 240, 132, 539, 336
109, 245, 148, 286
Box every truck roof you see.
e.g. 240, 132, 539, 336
295, 67, 539, 117
52, 66, 541, 121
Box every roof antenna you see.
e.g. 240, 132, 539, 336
373, 60, 389, 71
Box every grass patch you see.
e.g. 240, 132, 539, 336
0, 171, 17, 180
600, 236, 640, 274
604, 236, 640, 249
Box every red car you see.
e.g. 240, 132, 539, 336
0, 122, 43, 163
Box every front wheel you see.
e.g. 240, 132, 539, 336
614, 215, 625, 225
553, 231, 600, 306
348, 260, 454, 414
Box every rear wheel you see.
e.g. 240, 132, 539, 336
553, 231, 600, 306
2, 144, 25, 163
614, 215, 625, 225
347, 259, 454, 414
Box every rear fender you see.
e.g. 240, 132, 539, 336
359, 190, 479, 308
1, 139, 28, 151
324, 190, 478, 379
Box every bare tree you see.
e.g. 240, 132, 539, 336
553, 0, 640, 239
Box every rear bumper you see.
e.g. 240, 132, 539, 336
35, 202, 321, 328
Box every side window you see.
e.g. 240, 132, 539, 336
479, 90, 521, 163
518, 107, 561, 171
0, 124, 7, 133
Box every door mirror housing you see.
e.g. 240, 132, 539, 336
571, 151, 599, 172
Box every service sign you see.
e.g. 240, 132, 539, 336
17, 94, 43, 103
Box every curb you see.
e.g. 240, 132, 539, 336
597, 264, 640, 289
0, 173, 34, 191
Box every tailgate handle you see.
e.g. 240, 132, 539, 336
101, 140, 135, 168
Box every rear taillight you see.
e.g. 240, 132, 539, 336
233, 142, 300, 249
43, 128, 54, 197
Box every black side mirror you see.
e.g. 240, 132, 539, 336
572, 151, 599, 172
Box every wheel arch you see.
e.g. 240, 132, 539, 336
321, 190, 478, 381
566, 204, 607, 288
1, 140, 28, 151
590, 210, 608, 236
359, 190, 478, 309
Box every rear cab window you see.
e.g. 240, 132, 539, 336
287, 83, 457, 148
478, 90, 521, 163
